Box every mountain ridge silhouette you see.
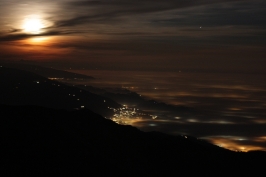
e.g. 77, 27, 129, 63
0, 66, 119, 117
2, 104, 266, 176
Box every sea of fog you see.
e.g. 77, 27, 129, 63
68, 69, 266, 152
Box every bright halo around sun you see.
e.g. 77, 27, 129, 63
23, 17, 44, 34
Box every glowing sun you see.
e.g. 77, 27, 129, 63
23, 17, 44, 34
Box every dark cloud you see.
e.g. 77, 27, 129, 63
1, 0, 265, 43
152, 1, 266, 27
53, 0, 246, 28
67, 0, 244, 11
0, 30, 78, 42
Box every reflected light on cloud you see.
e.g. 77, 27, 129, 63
254, 136, 266, 142
187, 119, 199, 123
30, 37, 49, 43
132, 119, 185, 128
229, 107, 242, 111
253, 119, 266, 124
203, 136, 266, 152
202, 84, 264, 92
205, 120, 235, 124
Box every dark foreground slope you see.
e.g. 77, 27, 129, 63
1, 62, 94, 79
2, 105, 265, 176
0, 66, 119, 117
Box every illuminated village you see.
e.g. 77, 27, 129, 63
109, 105, 157, 125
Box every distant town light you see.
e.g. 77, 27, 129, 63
152, 115, 157, 119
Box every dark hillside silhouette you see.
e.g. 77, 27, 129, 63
0, 66, 119, 117
2, 104, 266, 176
2, 62, 94, 79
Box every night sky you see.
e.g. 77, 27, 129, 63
0, 0, 266, 151
0, 0, 265, 71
